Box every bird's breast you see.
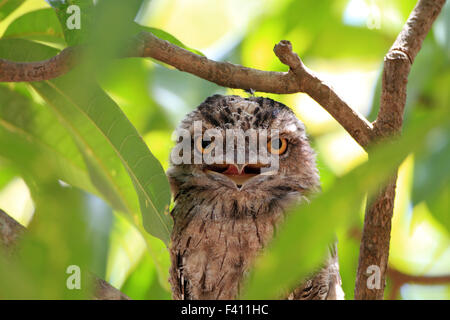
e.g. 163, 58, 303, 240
169, 200, 284, 299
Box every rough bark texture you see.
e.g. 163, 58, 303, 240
354, 0, 446, 300
93, 277, 130, 300
354, 178, 397, 299
0, 47, 80, 82
0, 209, 129, 300
0, 209, 25, 254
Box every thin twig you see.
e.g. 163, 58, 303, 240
273, 40, 374, 147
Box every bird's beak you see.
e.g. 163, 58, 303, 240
205, 163, 268, 188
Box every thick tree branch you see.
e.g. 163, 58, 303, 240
0, 47, 81, 82
355, 0, 446, 300
0, 209, 130, 300
0, 31, 373, 148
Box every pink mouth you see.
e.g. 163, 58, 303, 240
205, 163, 267, 188
222, 164, 240, 175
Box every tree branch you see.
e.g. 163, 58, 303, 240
387, 267, 450, 299
0, 31, 373, 148
354, 0, 446, 300
0, 47, 81, 82
273, 40, 374, 147
0, 209, 130, 300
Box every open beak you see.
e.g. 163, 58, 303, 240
205, 163, 267, 188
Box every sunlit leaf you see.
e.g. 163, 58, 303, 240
133, 23, 204, 57
0, 37, 57, 61
0, 36, 172, 243
2, 8, 65, 46
0, 84, 96, 194
121, 253, 171, 300
411, 114, 450, 232
97, 58, 171, 134
49, 0, 95, 46
0, 131, 93, 299
0, 0, 24, 22
30, 67, 173, 244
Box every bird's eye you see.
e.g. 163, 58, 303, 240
267, 138, 288, 155
195, 136, 215, 154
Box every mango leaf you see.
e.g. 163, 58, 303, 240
133, 23, 204, 57
242, 105, 449, 299
0, 84, 96, 195
0, 161, 19, 190
49, 0, 143, 50
137, 223, 172, 292
0, 34, 140, 221
121, 252, 171, 300
426, 186, 450, 233
0, 37, 57, 61
2, 8, 65, 46
29, 66, 172, 244
412, 119, 450, 232
0, 0, 24, 22
0, 37, 171, 243
48, 0, 95, 46
97, 58, 171, 133
0, 130, 93, 299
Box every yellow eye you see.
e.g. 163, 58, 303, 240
195, 136, 215, 154
267, 138, 287, 155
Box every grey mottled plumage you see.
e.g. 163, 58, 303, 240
167, 95, 343, 300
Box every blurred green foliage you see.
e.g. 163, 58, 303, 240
0, 0, 448, 299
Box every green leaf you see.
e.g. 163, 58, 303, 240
242, 105, 449, 299
30, 67, 172, 244
121, 252, 171, 300
49, 0, 95, 46
97, 58, 171, 133
133, 23, 204, 57
0, 0, 24, 22
0, 37, 58, 61
411, 117, 450, 232
106, 211, 171, 293
0, 129, 93, 299
0, 84, 96, 194
2, 8, 65, 46
0, 36, 140, 225
426, 185, 450, 232
49, 0, 143, 51
0, 160, 19, 190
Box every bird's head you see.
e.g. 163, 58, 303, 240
167, 95, 319, 205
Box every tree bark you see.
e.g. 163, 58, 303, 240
354, 0, 446, 300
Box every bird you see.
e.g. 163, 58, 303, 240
167, 94, 344, 300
